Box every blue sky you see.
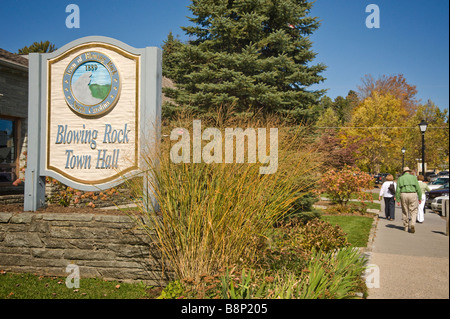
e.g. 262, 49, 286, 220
0, 0, 448, 111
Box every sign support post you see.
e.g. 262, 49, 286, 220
24, 53, 46, 211
141, 47, 162, 212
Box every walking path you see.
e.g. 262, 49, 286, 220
366, 202, 449, 299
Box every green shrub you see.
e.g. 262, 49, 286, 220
257, 217, 350, 280
269, 218, 349, 253
295, 247, 367, 299
326, 203, 368, 215
157, 280, 185, 299
288, 192, 319, 213
284, 209, 322, 224
260, 221, 311, 273
298, 218, 350, 252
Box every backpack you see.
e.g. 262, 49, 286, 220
388, 182, 396, 195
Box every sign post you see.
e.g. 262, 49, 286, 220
24, 36, 161, 211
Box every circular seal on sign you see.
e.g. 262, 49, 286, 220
63, 51, 120, 117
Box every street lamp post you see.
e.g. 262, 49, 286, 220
402, 147, 406, 170
419, 120, 428, 176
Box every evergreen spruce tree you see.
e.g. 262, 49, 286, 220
162, 32, 183, 77
164, 0, 326, 118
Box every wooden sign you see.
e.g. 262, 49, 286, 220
24, 36, 161, 211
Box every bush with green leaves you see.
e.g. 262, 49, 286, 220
270, 218, 349, 254
157, 280, 185, 299
285, 192, 321, 221
296, 218, 350, 252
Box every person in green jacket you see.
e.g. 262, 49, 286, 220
395, 167, 422, 233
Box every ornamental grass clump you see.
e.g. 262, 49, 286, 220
125, 117, 321, 282
129, 159, 303, 282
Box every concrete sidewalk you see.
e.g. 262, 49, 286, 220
367, 203, 449, 299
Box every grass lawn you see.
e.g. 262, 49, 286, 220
0, 273, 159, 299
321, 215, 374, 247
351, 201, 381, 210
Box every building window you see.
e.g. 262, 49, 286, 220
0, 118, 18, 185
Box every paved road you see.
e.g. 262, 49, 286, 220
367, 201, 449, 299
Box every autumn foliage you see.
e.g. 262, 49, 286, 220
357, 74, 419, 116
317, 165, 374, 206
333, 73, 449, 174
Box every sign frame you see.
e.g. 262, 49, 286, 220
24, 36, 161, 211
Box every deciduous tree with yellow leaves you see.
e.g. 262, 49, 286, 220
340, 92, 409, 173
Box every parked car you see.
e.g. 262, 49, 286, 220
373, 174, 380, 184
426, 183, 449, 209
430, 196, 449, 214
428, 176, 449, 191
426, 173, 438, 182
374, 173, 389, 185
438, 170, 449, 176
